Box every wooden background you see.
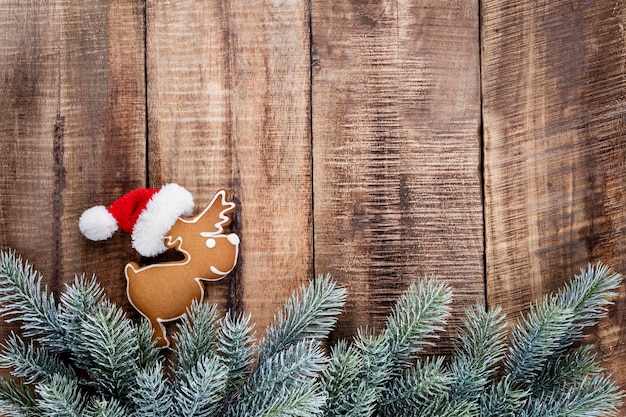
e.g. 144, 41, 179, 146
1, 0, 625, 412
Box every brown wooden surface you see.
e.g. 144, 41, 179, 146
146, 0, 313, 331
482, 0, 626, 410
311, 0, 484, 345
0, 0, 625, 412
0, 0, 146, 329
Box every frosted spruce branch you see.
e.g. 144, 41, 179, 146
0, 251, 65, 350
0, 250, 622, 417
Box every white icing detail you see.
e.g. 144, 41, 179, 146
206, 238, 216, 249
176, 190, 234, 233
210, 265, 233, 275
227, 233, 240, 245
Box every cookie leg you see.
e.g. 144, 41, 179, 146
152, 318, 170, 348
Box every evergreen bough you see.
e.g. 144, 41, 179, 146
0, 249, 622, 416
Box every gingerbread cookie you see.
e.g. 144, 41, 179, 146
125, 190, 239, 347
80, 187, 240, 347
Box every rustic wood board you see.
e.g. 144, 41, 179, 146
146, 0, 312, 331
0, 1, 61, 282
482, 0, 626, 408
0, 1, 623, 407
311, 0, 484, 346
0, 0, 146, 331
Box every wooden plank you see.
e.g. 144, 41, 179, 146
482, 0, 626, 407
146, 0, 312, 330
0, 2, 60, 281
312, 0, 484, 347
60, 0, 147, 307
0, 0, 146, 328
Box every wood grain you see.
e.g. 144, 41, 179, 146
146, 0, 312, 330
0, 0, 146, 325
1, 0, 623, 404
482, 0, 626, 408
1, 2, 60, 280
311, 0, 484, 347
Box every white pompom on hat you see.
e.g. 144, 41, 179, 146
79, 183, 194, 257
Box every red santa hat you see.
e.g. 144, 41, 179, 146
79, 183, 194, 257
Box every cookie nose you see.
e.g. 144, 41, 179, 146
227, 233, 240, 245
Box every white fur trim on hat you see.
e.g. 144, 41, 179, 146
79, 205, 118, 241
131, 183, 194, 257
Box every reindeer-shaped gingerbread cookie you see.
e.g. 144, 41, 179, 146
125, 190, 239, 346
79, 185, 240, 347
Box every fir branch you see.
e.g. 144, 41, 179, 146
532, 345, 603, 394
130, 362, 172, 417
0, 251, 64, 348
83, 397, 128, 417
258, 274, 346, 362
171, 300, 221, 377
0, 332, 75, 384
231, 379, 326, 417
135, 319, 161, 371
506, 301, 575, 385
246, 339, 328, 393
448, 305, 507, 402
59, 274, 106, 319
58, 274, 109, 369
0, 377, 41, 417
217, 311, 256, 391
327, 278, 452, 416
521, 375, 623, 417
506, 263, 621, 390
559, 262, 622, 321
77, 302, 139, 399
383, 277, 452, 371
553, 262, 622, 348
173, 354, 228, 417
326, 329, 397, 417
379, 356, 452, 417
322, 341, 378, 417
414, 394, 475, 417
478, 376, 528, 417
35, 374, 86, 417
354, 329, 392, 402
233, 339, 328, 417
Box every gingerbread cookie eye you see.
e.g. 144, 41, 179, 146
206, 237, 217, 249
